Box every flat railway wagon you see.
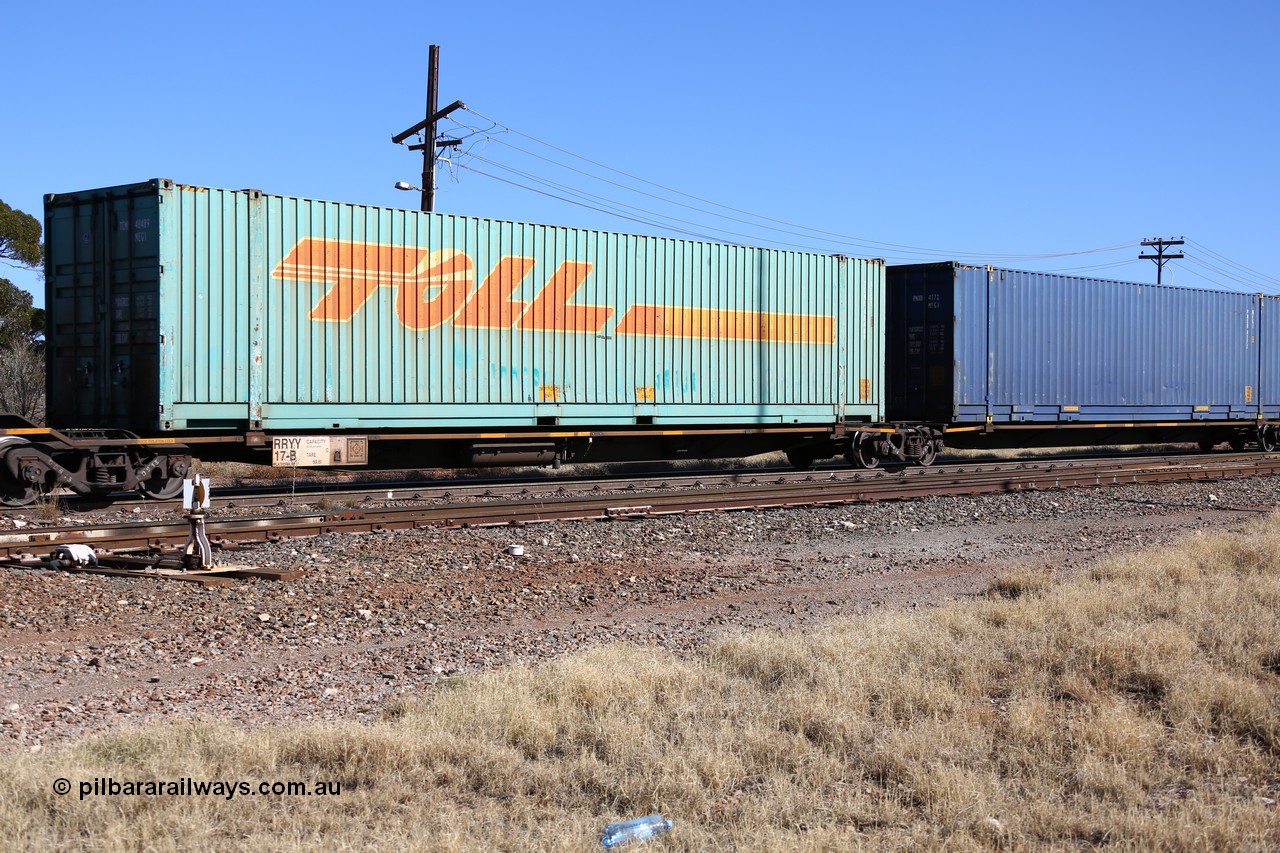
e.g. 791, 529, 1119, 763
15, 179, 885, 505
884, 262, 1280, 453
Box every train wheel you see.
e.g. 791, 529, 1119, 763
0, 439, 47, 507
136, 454, 188, 500
1259, 427, 1277, 453
1197, 439, 1217, 453
139, 473, 185, 500
916, 441, 938, 467
0, 475, 39, 507
847, 434, 880, 469
1229, 436, 1247, 452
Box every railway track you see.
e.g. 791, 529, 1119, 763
16, 447, 1265, 514
0, 452, 1274, 586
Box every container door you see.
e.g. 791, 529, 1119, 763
887, 265, 954, 422
45, 184, 162, 430
1261, 296, 1280, 419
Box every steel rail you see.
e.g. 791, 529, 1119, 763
1, 454, 1275, 564
31, 449, 1267, 514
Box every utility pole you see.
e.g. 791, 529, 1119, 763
1139, 237, 1185, 285
391, 45, 466, 213
419, 45, 439, 213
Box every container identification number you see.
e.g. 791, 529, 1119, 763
272, 436, 333, 467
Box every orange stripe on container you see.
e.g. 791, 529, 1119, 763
615, 305, 835, 343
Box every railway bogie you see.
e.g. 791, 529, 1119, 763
782, 425, 943, 470
0, 423, 191, 506
859, 427, 941, 467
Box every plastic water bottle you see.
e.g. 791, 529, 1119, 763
601, 814, 673, 848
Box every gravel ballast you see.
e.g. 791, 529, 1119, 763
2, 474, 1277, 752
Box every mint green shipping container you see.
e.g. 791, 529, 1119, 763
44, 180, 883, 465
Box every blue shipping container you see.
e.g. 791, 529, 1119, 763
886, 262, 1259, 424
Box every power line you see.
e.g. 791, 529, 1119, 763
454, 163, 731, 242
459, 147, 1142, 264
438, 106, 1279, 289
1034, 259, 1148, 275
463, 151, 886, 254
453, 122, 879, 254
1186, 240, 1280, 289
450, 107, 1137, 263
1180, 255, 1280, 294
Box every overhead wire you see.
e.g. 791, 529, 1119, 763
408, 107, 1278, 290
446, 114, 957, 258
1035, 259, 1147, 276
1185, 240, 1280, 290
453, 163, 731, 241
1175, 261, 1250, 292
452, 122, 877, 254
447, 108, 1137, 263
462, 150, 887, 253
1180, 255, 1280, 294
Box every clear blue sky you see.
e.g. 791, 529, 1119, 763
3, 0, 1277, 306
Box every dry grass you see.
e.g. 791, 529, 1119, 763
28, 492, 65, 522
5, 518, 1280, 850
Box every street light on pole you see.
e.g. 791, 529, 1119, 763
390, 45, 466, 213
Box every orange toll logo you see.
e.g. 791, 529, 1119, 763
271, 239, 478, 331
271, 238, 834, 343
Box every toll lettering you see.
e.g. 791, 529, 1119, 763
270, 238, 834, 344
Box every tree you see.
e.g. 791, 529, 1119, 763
0, 199, 42, 268
0, 199, 44, 421
0, 198, 43, 346
0, 337, 44, 422
0, 278, 42, 347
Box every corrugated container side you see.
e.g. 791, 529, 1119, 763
888, 262, 1258, 423
164, 185, 256, 423
45, 180, 884, 434
250, 192, 883, 429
